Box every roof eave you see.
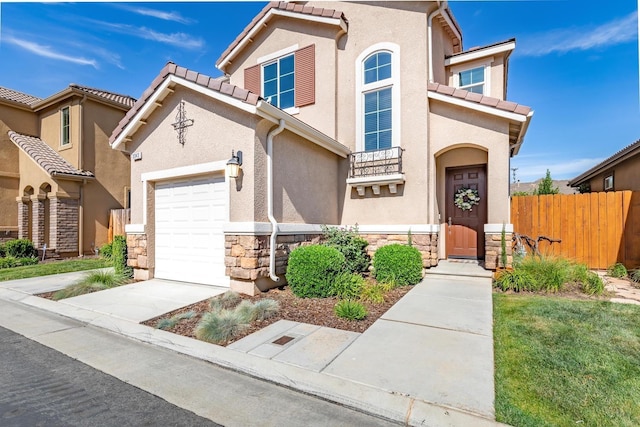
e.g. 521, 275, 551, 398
0, 98, 35, 111
216, 8, 347, 74
568, 143, 640, 186
444, 39, 516, 66
32, 87, 132, 112
51, 171, 96, 181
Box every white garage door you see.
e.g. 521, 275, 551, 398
154, 175, 229, 286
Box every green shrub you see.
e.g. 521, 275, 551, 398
0, 243, 5, 257
111, 235, 132, 278
373, 244, 423, 286
607, 263, 628, 278
251, 299, 279, 321
332, 272, 366, 299
4, 239, 37, 258
359, 283, 386, 304
334, 300, 367, 320
195, 309, 248, 344
517, 256, 572, 292
52, 270, 126, 300
157, 311, 196, 330
495, 269, 537, 292
210, 291, 241, 311
18, 257, 38, 266
285, 245, 345, 298
99, 242, 113, 260
0, 256, 19, 269
630, 270, 640, 284
582, 272, 605, 295
321, 225, 370, 274
234, 299, 280, 322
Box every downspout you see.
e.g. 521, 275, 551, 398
78, 94, 87, 256
426, 2, 445, 226
267, 119, 286, 282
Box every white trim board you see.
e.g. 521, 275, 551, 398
223, 222, 440, 235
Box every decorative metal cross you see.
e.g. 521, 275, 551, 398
171, 100, 194, 145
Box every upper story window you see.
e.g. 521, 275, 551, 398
604, 174, 614, 191
244, 44, 315, 112
263, 54, 295, 109
61, 106, 70, 146
356, 44, 400, 153
458, 66, 485, 94
364, 52, 392, 84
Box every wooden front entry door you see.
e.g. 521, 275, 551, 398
446, 165, 487, 259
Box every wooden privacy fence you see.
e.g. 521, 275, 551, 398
511, 191, 640, 269
108, 209, 130, 243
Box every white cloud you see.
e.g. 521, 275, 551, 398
4, 36, 98, 68
510, 157, 605, 182
88, 20, 204, 50
120, 5, 194, 24
136, 27, 204, 49
519, 12, 637, 56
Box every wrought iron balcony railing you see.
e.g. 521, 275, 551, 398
349, 146, 403, 178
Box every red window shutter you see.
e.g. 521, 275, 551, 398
294, 44, 315, 107
244, 64, 261, 96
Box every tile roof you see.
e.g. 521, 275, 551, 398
216, 1, 347, 69
568, 139, 640, 186
7, 131, 95, 178
69, 84, 137, 108
0, 86, 42, 106
427, 82, 532, 116
109, 62, 261, 145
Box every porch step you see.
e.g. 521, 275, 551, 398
425, 260, 493, 279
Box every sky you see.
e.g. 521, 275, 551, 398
0, 1, 638, 183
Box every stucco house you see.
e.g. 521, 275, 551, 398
110, 1, 533, 294
0, 84, 135, 256
568, 139, 640, 192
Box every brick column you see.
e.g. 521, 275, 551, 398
16, 197, 30, 240
49, 196, 79, 254
127, 233, 149, 281
30, 195, 45, 249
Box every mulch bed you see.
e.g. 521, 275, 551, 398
142, 285, 412, 346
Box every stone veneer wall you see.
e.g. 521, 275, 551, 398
225, 234, 323, 283
49, 197, 79, 254
484, 231, 513, 270
127, 233, 149, 281
360, 233, 439, 268
225, 232, 439, 294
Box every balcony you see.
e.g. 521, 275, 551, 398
347, 147, 405, 196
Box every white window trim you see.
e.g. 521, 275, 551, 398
257, 44, 298, 64
355, 42, 401, 153
604, 174, 614, 191
60, 105, 71, 147
450, 58, 493, 96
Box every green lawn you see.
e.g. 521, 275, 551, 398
494, 293, 640, 426
0, 258, 112, 282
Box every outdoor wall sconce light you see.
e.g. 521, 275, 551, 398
226, 150, 243, 179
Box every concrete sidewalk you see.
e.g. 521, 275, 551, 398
0, 264, 502, 426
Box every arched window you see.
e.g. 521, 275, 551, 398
356, 43, 400, 152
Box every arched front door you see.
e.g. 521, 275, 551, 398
445, 165, 487, 259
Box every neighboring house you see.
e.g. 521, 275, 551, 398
110, 1, 533, 294
0, 84, 135, 256
510, 179, 575, 195
568, 139, 640, 192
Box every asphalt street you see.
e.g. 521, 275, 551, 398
0, 326, 221, 427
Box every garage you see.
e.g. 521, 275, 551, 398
154, 174, 229, 286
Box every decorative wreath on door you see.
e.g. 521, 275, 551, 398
454, 188, 480, 211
